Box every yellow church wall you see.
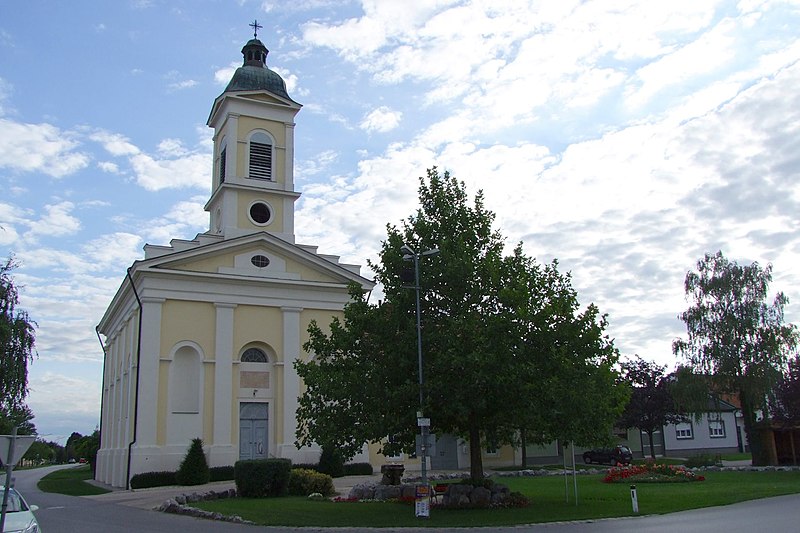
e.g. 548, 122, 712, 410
232, 305, 283, 358
482, 444, 517, 467
176, 253, 234, 274
159, 301, 215, 359
284, 257, 341, 283
235, 116, 287, 184
236, 190, 286, 234
367, 442, 422, 470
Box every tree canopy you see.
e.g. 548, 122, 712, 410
770, 355, 800, 425
673, 251, 798, 463
296, 168, 626, 479
1, 257, 37, 432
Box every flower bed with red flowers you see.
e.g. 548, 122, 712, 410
603, 463, 705, 483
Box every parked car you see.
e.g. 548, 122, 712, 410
0, 486, 40, 533
582, 445, 633, 465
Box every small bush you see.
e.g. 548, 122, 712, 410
209, 465, 235, 482
129, 471, 177, 489
175, 438, 211, 486
317, 446, 345, 478
235, 458, 292, 498
289, 468, 335, 496
344, 462, 373, 476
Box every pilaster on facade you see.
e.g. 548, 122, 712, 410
137, 297, 165, 447
280, 306, 302, 458
213, 302, 237, 450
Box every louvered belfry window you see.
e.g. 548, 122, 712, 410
249, 132, 273, 180
219, 147, 226, 183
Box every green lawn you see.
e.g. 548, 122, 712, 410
37, 465, 110, 496
195, 470, 800, 528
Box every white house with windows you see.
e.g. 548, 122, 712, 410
630, 397, 742, 458
95, 35, 374, 489
662, 398, 741, 456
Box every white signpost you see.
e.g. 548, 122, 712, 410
0, 428, 36, 532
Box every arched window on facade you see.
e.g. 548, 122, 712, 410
241, 347, 269, 363
248, 131, 273, 180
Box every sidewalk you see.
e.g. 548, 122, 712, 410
85, 473, 383, 510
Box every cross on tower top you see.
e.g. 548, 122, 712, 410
249, 19, 262, 39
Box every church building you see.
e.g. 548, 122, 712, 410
96, 32, 374, 489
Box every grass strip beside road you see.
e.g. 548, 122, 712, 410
38, 465, 110, 496
195, 470, 800, 528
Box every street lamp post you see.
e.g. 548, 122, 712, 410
401, 243, 439, 493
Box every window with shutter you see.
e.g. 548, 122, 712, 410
248, 132, 273, 180
219, 147, 226, 183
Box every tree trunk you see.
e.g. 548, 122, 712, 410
647, 429, 656, 460
468, 419, 484, 480
740, 391, 767, 465
520, 428, 527, 469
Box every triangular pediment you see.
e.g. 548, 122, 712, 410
137, 232, 371, 288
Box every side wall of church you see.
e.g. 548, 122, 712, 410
96, 305, 139, 488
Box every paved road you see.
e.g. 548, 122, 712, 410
9, 466, 800, 532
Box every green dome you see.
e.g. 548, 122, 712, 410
224, 65, 292, 101
222, 38, 297, 103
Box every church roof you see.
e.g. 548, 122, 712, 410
222, 37, 298, 104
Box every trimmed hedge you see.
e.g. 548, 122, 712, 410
235, 458, 292, 498
344, 462, 373, 476
292, 463, 319, 471
210, 465, 235, 482
130, 471, 177, 489
288, 468, 335, 496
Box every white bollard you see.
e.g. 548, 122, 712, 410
630, 484, 639, 514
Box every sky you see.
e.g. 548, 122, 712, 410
2, 0, 800, 444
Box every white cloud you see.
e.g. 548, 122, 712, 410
129, 151, 210, 191
0, 119, 90, 177
90, 130, 140, 156
28, 372, 101, 419
167, 79, 198, 91
143, 196, 208, 244
360, 106, 402, 133
25, 201, 82, 238
214, 61, 239, 85
97, 161, 120, 174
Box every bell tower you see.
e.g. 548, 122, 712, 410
205, 23, 302, 243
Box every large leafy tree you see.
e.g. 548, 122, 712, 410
618, 356, 684, 459
297, 168, 626, 478
1, 257, 37, 432
498, 247, 626, 466
673, 251, 798, 463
